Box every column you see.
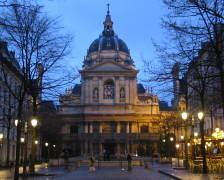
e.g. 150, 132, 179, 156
116, 122, 120, 133
85, 123, 88, 133
89, 123, 93, 134
115, 77, 119, 103
126, 142, 130, 154
84, 79, 89, 104
126, 122, 130, 133
99, 78, 103, 103
99, 123, 102, 133
81, 142, 84, 155
85, 141, 88, 156
99, 143, 103, 157
125, 79, 129, 104
117, 144, 120, 157
90, 142, 93, 156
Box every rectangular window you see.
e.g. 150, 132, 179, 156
120, 123, 126, 133
140, 125, 149, 133
70, 125, 78, 134
93, 122, 99, 133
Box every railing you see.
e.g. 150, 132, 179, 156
62, 133, 159, 141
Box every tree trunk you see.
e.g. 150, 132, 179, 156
22, 124, 28, 176
29, 96, 37, 173
218, 68, 224, 118
6, 125, 10, 167
14, 101, 23, 180
199, 94, 208, 174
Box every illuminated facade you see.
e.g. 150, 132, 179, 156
57, 8, 162, 158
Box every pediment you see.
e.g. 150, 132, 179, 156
86, 62, 134, 72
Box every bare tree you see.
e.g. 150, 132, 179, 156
143, 0, 224, 174
0, 0, 74, 179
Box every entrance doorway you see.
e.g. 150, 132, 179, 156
103, 143, 116, 160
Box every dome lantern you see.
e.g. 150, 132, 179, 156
103, 3, 114, 36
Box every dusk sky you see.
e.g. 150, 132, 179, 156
40, 0, 169, 100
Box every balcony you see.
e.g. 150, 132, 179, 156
62, 132, 159, 141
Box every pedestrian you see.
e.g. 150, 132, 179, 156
103, 149, 106, 161
89, 156, 96, 172
127, 154, 132, 171
9, 162, 14, 171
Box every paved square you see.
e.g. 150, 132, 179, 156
54, 166, 170, 180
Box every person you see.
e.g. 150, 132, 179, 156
127, 154, 132, 171
9, 162, 14, 171
103, 149, 106, 160
89, 156, 96, 172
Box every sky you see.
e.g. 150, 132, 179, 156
40, 0, 169, 101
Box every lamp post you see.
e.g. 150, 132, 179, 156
45, 142, 49, 162
30, 118, 38, 173
0, 133, 3, 166
15, 119, 18, 127
169, 137, 174, 159
198, 111, 208, 174
176, 144, 180, 167
21, 137, 25, 164
181, 111, 189, 169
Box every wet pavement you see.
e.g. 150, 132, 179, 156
0, 165, 170, 180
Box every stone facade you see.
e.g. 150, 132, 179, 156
57, 9, 162, 158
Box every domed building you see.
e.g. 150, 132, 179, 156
57, 8, 162, 158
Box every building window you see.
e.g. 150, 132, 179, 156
102, 122, 115, 133
120, 123, 126, 133
70, 125, 78, 134
120, 87, 125, 102
140, 125, 149, 133
93, 88, 99, 102
103, 80, 114, 99
92, 122, 99, 133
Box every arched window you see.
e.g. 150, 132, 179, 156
103, 80, 114, 99
120, 87, 125, 102
93, 88, 99, 102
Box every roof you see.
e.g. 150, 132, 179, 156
137, 84, 146, 94
72, 84, 81, 95
159, 101, 172, 111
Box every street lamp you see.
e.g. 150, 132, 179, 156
181, 111, 189, 169
197, 111, 207, 174
198, 112, 204, 120
15, 119, 18, 127
180, 135, 184, 140
31, 119, 38, 128
194, 132, 198, 137
21, 137, 25, 165
34, 140, 38, 145
0, 133, 3, 140
181, 112, 188, 121
45, 142, 49, 162
176, 144, 180, 167
170, 137, 174, 142
20, 137, 25, 143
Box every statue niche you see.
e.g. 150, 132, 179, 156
103, 80, 114, 99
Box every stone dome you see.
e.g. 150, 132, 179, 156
87, 35, 129, 55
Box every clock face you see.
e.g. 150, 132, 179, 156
104, 85, 114, 99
